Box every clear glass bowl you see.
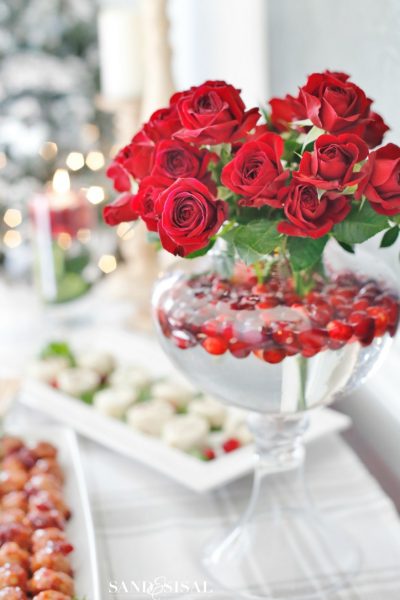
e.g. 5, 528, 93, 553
152, 240, 399, 600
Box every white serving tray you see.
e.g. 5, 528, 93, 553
5, 424, 100, 600
20, 379, 351, 493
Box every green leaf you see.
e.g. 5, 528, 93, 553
337, 241, 355, 254
40, 341, 75, 366
301, 125, 325, 152
380, 226, 400, 248
333, 202, 389, 245
222, 220, 281, 265
287, 236, 328, 272
186, 239, 216, 259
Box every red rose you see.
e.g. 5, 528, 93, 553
299, 72, 372, 135
278, 182, 351, 238
151, 140, 218, 193
221, 132, 289, 208
155, 178, 227, 256
143, 105, 182, 142
131, 176, 170, 232
103, 193, 138, 226
296, 133, 368, 190
269, 94, 306, 132
107, 130, 155, 190
356, 143, 400, 216
174, 80, 260, 145
363, 112, 389, 149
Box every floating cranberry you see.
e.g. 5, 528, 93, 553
298, 328, 328, 357
378, 296, 400, 335
349, 313, 375, 345
256, 295, 280, 309
306, 301, 333, 326
327, 320, 353, 342
170, 329, 197, 349
252, 283, 268, 295
222, 438, 241, 453
367, 306, 389, 337
229, 340, 251, 359
202, 336, 228, 355
353, 299, 369, 312
255, 348, 286, 364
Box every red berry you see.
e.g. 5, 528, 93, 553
170, 329, 197, 349
257, 348, 286, 363
367, 306, 389, 337
327, 320, 353, 342
229, 340, 251, 359
272, 324, 295, 346
252, 283, 268, 295
298, 328, 328, 357
202, 336, 228, 355
353, 299, 369, 312
256, 296, 280, 309
202, 447, 216, 461
222, 438, 241, 453
349, 313, 375, 345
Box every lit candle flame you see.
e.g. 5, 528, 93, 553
52, 169, 71, 194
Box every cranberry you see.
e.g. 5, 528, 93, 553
298, 328, 328, 357
256, 296, 280, 309
327, 320, 353, 342
378, 295, 400, 335
229, 340, 251, 359
202, 448, 216, 461
252, 283, 269, 295
349, 313, 375, 345
202, 336, 228, 355
367, 306, 389, 337
255, 348, 286, 363
272, 324, 296, 346
306, 301, 333, 326
353, 299, 369, 312
170, 329, 197, 350
222, 438, 241, 453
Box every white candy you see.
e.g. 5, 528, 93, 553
126, 399, 173, 436
189, 396, 227, 429
28, 357, 70, 384
56, 368, 101, 397
109, 366, 150, 389
93, 386, 136, 418
162, 414, 209, 451
152, 380, 193, 409
224, 407, 253, 445
76, 351, 115, 377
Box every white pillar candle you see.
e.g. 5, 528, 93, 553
98, 3, 144, 101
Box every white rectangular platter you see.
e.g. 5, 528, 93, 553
20, 378, 351, 493
5, 424, 100, 599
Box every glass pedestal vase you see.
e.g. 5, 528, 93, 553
203, 414, 360, 600
152, 240, 399, 599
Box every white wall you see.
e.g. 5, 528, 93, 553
168, 0, 269, 108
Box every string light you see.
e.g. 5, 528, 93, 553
117, 222, 135, 240
98, 254, 117, 274
66, 152, 85, 171
39, 142, 58, 160
3, 230, 22, 248
0, 152, 7, 169
57, 232, 72, 250
86, 151, 105, 171
3, 209, 22, 228
86, 186, 105, 204
76, 228, 91, 243
52, 169, 71, 194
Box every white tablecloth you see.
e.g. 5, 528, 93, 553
77, 431, 400, 600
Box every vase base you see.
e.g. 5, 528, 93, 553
203, 507, 361, 600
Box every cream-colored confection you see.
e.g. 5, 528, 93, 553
27, 357, 70, 384
223, 407, 253, 445
56, 367, 101, 397
93, 386, 137, 418
126, 399, 173, 436
162, 414, 209, 451
151, 380, 193, 409
109, 366, 151, 389
76, 351, 116, 377
189, 396, 227, 429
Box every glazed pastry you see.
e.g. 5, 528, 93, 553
3, 448, 36, 471
56, 368, 100, 397
31, 549, 72, 576
0, 542, 30, 569
162, 414, 209, 451
76, 350, 115, 377
27, 358, 70, 385
28, 490, 70, 520
0, 523, 32, 549
189, 396, 227, 429
0, 563, 28, 591
26, 509, 65, 531
33, 443, 58, 461
25, 474, 61, 496
0, 508, 26, 525
0, 469, 29, 494
109, 366, 151, 389
0, 587, 27, 599
1, 492, 28, 512
126, 400, 174, 436
28, 568, 74, 596
32, 592, 71, 599
31, 529, 71, 554
151, 379, 193, 410
93, 387, 137, 418
30, 459, 64, 485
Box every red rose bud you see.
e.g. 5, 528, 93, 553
103, 193, 138, 226
277, 183, 351, 238
151, 140, 218, 193
221, 132, 289, 208
107, 130, 155, 191
356, 143, 400, 216
222, 438, 241, 453
174, 80, 260, 145
299, 72, 372, 136
296, 133, 368, 190
156, 178, 227, 257
269, 93, 307, 132
363, 112, 389, 149
143, 104, 182, 142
